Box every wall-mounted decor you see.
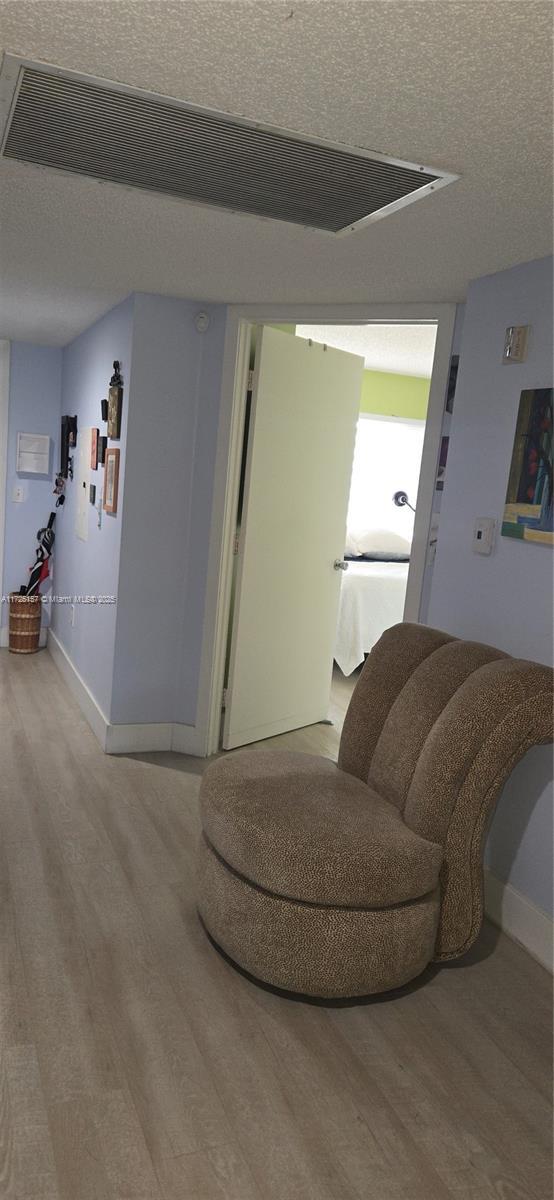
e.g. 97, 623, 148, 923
98, 435, 107, 464
89, 484, 96, 505
103, 447, 120, 514
60, 414, 78, 479
16, 432, 50, 475
445, 355, 459, 414
436, 436, 449, 492
107, 360, 123, 438
101, 397, 108, 422
75, 428, 91, 541
90, 428, 98, 470
502, 388, 553, 546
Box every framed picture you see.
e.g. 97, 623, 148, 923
445, 355, 459, 414
103, 447, 120, 514
436, 435, 449, 491
90, 427, 98, 470
107, 361, 123, 439
502, 388, 553, 545
98, 435, 107, 464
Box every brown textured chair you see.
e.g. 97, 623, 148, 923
197, 623, 553, 999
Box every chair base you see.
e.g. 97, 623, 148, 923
197, 835, 440, 1000
198, 912, 437, 1006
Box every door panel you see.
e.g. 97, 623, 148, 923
223, 327, 363, 749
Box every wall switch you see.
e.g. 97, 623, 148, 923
473, 517, 496, 555
12, 484, 24, 503
503, 324, 530, 363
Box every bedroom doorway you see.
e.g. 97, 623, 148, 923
196, 302, 456, 757
296, 324, 434, 686
219, 320, 438, 751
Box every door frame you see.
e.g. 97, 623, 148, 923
196, 302, 456, 756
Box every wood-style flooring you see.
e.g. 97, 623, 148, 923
0, 648, 551, 1200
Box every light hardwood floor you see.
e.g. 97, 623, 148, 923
1, 648, 552, 1200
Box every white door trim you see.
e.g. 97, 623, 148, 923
195, 302, 457, 757
0, 341, 10, 612
403, 309, 455, 620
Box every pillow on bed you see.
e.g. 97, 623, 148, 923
345, 528, 411, 558
347, 550, 410, 562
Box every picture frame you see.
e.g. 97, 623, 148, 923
436, 435, 449, 491
90, 427, 98, 470
98, 435, 108, 464
502, 388, 553, 545
445, 355, 459, 414
107, 361, 123, 439
103, 447, 120, 514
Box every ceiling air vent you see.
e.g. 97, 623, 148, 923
0, 57, 458, 235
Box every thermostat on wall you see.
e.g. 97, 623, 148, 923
16, 432, 50, 474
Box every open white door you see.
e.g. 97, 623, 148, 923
223, 326, 364, 749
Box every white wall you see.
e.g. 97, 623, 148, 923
428, 256, 553, 917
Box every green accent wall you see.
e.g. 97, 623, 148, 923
360, 369, 430, 419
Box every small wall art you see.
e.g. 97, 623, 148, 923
98, 435, 107, 465
103, 447, 120, 514
90, 428, 98, 470
502, 388, 553, 546
445, 355, 459, 414
107, 360, 123, 439
436, 436, 449, 492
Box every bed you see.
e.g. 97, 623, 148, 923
334, 559, 409, 676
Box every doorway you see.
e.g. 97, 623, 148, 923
220, 319, 438, 751
195, 303, 456, 757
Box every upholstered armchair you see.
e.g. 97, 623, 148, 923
197, 623, 553, 1000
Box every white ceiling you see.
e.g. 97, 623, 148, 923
295, 324, 437, 377
0, 1, 552, 346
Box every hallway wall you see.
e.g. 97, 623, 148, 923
2, 342, 62, 630
428, 256, 553, 920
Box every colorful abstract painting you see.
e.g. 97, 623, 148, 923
502, 388, 553, 546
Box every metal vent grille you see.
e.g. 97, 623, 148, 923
1, 62, 457, 234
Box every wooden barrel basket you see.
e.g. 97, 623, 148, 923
9, 593, 42, 654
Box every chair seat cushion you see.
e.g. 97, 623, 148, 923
200, 750, 443, 909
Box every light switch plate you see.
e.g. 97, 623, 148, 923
473, 517, 496, 555
503, 324, 530, 363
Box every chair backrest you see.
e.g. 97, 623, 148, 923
339, 623, 553, 959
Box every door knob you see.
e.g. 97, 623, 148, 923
334, 559, 348, 571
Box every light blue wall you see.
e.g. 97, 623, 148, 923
3, 343, 62, 626
428, 256, 553, 915
110, 295, 226, 726
32, 291, 227, 728
51, 296, 135, 719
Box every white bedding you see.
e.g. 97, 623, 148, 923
334, 560, 409, 676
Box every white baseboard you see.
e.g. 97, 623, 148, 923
1, 624, 48, 648
105, 721, 173, 754
171, 721, 206, 756
484, 867, 553, 973
48, 629, 110, 749
47, 630, 206, 757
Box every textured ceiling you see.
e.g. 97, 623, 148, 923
0, 1, 552, 345
295, 324, 437, 376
